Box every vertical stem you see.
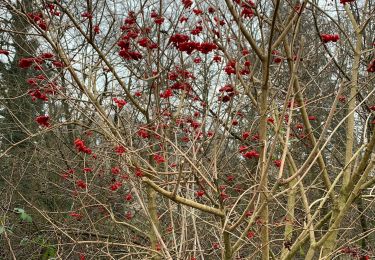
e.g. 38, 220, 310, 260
322, 29, 362, 257
223, 229, 232, 260
259, 62, 270, 260
146, 185, 161, 260
342, 33, 362, 190
281, 177, 297, 256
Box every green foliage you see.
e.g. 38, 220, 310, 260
40, 245, 57, 260
14, 208, 33, 223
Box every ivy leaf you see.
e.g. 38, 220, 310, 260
14, 208, 32, 222
20, 212, 32, 223
14, 208, 25, 214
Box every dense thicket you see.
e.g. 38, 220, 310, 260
0, 0, 374, 259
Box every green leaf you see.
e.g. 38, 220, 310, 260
15, 208, 32, 223
20, 237, 29, 246
20, 212, 32, 222
41, 246, 56, 260
0, 226, 5, 234
14, 208, 25, 214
